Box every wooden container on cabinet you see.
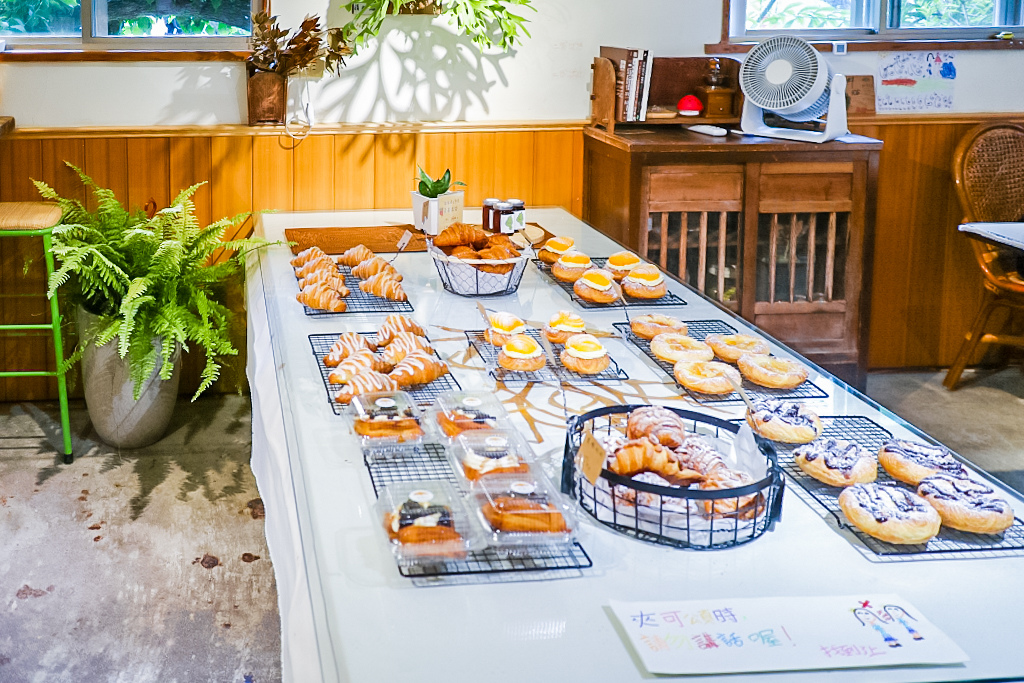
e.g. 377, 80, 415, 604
582, 125, 882, 389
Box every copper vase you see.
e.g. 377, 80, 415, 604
247, 71, 286, 125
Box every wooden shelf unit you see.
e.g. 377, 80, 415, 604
582, 126, 882, 388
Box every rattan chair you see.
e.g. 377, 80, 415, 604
943, 122, 1024, 390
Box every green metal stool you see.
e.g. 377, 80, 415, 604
0, 202, 73, 463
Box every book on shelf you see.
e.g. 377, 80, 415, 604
599, 46, 653, 122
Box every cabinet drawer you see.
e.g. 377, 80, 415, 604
759, 171, 853, 213
648, 167, 744, 212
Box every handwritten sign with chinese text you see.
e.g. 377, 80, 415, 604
609, 594, 967, 675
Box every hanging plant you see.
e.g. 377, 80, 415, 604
339, 0, 535, 54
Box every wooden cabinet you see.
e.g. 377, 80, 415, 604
583, 126, 882, 388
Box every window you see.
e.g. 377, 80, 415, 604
0, 0, 251, 47
732, 0, 1023, 41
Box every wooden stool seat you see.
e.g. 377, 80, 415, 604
0, 202, 62, 230
0, 200, 73, 462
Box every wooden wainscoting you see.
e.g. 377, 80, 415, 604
850, 114, 1024, 370
0, 124, 585, 402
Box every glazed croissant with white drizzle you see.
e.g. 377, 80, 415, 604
388, 351, 448, 386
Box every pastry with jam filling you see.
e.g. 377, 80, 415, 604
878, 439, 969, 485
794, 437, 877, 487
838, 483, 941, 545
917, 473, 1014, 534
745, 399, 822, 444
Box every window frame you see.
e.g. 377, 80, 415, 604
718, 0, 1024, 50
0, 0, 253, 54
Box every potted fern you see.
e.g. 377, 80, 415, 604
411, 166, 465, 236
37, 165, 270, 449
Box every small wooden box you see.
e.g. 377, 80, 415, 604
696, 85, 736, 118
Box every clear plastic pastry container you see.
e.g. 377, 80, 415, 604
470, 474, 577, 548
347, 391, 424, 450
376, 480, 475, 566
450, 429, 533, 484
430, 390, 511, 442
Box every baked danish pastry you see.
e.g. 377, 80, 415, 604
793, 437, 877, 487
673, 361, 741, 395
917, 474, 1015, 534
878, 439, 968, 485
745, 399, 822, 444
629, 314, 687, 340
705, 333, 770, 363
838, 483, 941, 545
650, 333, 714, 363
737, 354, 808, 389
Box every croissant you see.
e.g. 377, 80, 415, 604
698, 467, 763, 520
298, 269, 350, 296
351, 256, 402, 281
328, 349, 391, 384
295, 256, 337, 279
451, 245, 479, 258
485, 234, 517, 251
333, 371, 399, 404
609, 438, 704, 486
290, 245, 327, 267
376, 314, 426, 346
474, 246, 516, 274
481, 496, 567, 533
626, 406, 688, 449
433, 222, 490, 248
380, 332, 432, 365
359, 272, 407, 301
323, 332, 377, 367
338, 244, 375, 267
296, 283, 347, 313
674, 434, 727, 475
389, 351, 448, 386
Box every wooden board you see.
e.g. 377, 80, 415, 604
285, 222, 554, 255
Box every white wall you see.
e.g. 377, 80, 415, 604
0, 0, 1021, 128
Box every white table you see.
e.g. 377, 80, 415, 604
247, 208, 1024, 683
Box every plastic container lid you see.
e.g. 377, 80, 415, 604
471, 474, 576, 547
348, 391, 423, 448
452, 429, 532, 483
432, 390, 510, 440
377, 480, 474, 565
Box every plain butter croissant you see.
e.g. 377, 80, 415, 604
433, 222, 490, 248
338, 244, 374, 267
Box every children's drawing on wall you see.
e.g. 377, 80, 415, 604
876, 51, 956, 113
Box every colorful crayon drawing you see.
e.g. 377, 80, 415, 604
882, 604, 925, 641
853, 608, 902, 648
876, 51, 956, 113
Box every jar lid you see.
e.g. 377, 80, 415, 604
508, 199, 524, 208
483, 198, 501, 205
495, 202, 513, 210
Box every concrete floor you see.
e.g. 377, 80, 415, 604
0, 395, 281, 683
0, 367, 1021, 683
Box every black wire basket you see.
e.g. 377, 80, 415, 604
429, 243, 530, 297
562, 404, 785, 550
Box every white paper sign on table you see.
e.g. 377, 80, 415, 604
609, 594, 967, 675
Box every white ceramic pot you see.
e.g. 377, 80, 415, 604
410, 190, 464, 236
78, 307, 181, 449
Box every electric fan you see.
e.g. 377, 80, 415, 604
739, 35, 848, 143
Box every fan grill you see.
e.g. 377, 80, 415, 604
740, 35, 825, 114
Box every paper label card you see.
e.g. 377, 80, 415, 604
396, 230, 413, 252
577, 430, 606, 485
609, 594, 967, 675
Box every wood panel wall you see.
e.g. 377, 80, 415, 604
0, 125, 585, 402
849, 114, 1024, 370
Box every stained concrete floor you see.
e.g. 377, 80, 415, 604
0, 368, 1021, 683
865, 366, 1024, 493
0, 394, 281, 683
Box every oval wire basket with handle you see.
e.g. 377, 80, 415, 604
561, 404, 785, 550
428, 241, 532, 297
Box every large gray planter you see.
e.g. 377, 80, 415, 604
78, 308, 181, 449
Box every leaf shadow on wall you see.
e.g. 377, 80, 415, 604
161, 65, 247, 124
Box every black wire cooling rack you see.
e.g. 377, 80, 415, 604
465, 329, 628, 386
364, 443, 593, 579
770, 415, 1024, 562
308, 332, 461, 413
297, 264, 414, 317
531, 259, 687, 309
612, 321, 829, 405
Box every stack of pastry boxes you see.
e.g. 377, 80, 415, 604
348, 389, 578, 567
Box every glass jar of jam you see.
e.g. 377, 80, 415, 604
481, 198, 500, 232
508, 199, 525, 232
493, 202, 514, 234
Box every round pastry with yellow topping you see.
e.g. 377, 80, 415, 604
483, 311, 527, 347
650, 333, 714, 363
606, 251, 643, 281
542, 310, 586, 344
498, 334, 546, 372
560, 334, 610, 374
705, 333, 770, 363
629, 314, 687, 340
621, 264, 667, 299
673, 360, 741, 395
737, 353, 808, 389
573, 268, 621, 303
551, 251, 592, 282
537, 236, 574, 264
